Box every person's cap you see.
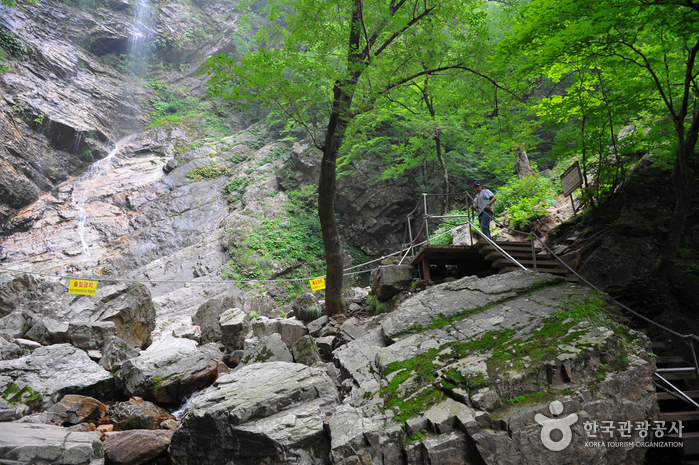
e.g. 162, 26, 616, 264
473, 181, 481, 187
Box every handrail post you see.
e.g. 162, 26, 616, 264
423, 194, 430, 244
407, 216, 415, 258
531, 237, 537, 271
688, 338, 699, 384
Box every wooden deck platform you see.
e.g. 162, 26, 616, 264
408, 241, 575, 281
408, 244, 488, 281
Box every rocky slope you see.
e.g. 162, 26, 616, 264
0, 269, 658, 464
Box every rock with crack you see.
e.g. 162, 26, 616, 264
0, 344, 113, 412
169, 362, 339, 464
0, 422, 104, 464
98, 335, 139, 372
0, 337, 24, 360
327, 403, 405, 465
115, 336, 218, 405
103, 429, 173, 465
251, 316, 308, 348
107, 397, 175, 431
219, 307, 250, 351
47, 394, 108, 425
370, 265, 418, 302
191, 291, 247, 343
239, 333, 293, 365
291, 336, 322, 366
0, 275, 155, 350
332, 327, 386, 393
326, 271, 658, 465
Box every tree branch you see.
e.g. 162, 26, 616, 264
356, 0, 372, 58
382, 64, 522, 101
373, 4, 437, 58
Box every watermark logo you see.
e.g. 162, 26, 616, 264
535, 400, 579, 451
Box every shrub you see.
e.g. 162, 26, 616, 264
494, 176, 559, 230
0, 30, 25, 57
185, 163, 232, 181
223, 185, 325, 304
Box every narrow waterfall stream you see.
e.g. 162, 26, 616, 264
70, 134, 137, 258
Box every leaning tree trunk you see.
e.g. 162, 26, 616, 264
434, 133, 450, 214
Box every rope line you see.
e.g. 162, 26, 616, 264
3, 187, 694, 344
0, 265, 374, 285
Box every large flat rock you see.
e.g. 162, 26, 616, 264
0, 422, 104, 464
0, 275, 155, 350
0, 344, 113, 411
115, 336, 218, 405
170, 361, 338, 465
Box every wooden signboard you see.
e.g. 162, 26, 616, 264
560, 161, 583, 197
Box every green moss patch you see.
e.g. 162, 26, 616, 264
2, 382, 42, 406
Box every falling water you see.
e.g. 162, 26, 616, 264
70, 134, 137, 257
68, 0, 153, 258
127, 0, 154, 76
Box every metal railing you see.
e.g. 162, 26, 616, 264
402, 190, 699, 408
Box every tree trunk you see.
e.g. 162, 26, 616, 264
318, 4, 363, 316
435, 134, 449, 214
654, 139, 697, 286
319, 83, 357, 315
318, 134, 346, 315
421, 83, 450, 214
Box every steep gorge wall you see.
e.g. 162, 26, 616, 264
1, 0, 422, 263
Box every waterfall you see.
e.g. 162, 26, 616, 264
127, 0, 154, 77
70, 146, 118, 257
70, 134, 137, 258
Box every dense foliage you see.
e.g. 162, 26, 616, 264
495, 176, 559, 230
223, 185, 327, 304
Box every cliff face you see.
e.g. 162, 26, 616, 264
0, 0, 421, 267
0, 0, 248, 223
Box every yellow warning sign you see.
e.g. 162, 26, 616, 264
309, 278, 325, 291
68, 279, 98, 296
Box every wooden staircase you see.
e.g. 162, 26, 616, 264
652, 341, 699, 456
474, 241, 579, 282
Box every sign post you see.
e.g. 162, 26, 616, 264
560, 161, 583, 215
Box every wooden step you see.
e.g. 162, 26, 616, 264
476, 241, 540, 248
492, 258, 564, 268
652, 341, 668, 350
666, 431, 699, 455
656, 390, 699, 401
484, 251, 547, 262
656, 356, 688, 364
478, 244, 542, 254
659, 410, 699, 422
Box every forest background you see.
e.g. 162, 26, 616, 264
198, 0, 699, 313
